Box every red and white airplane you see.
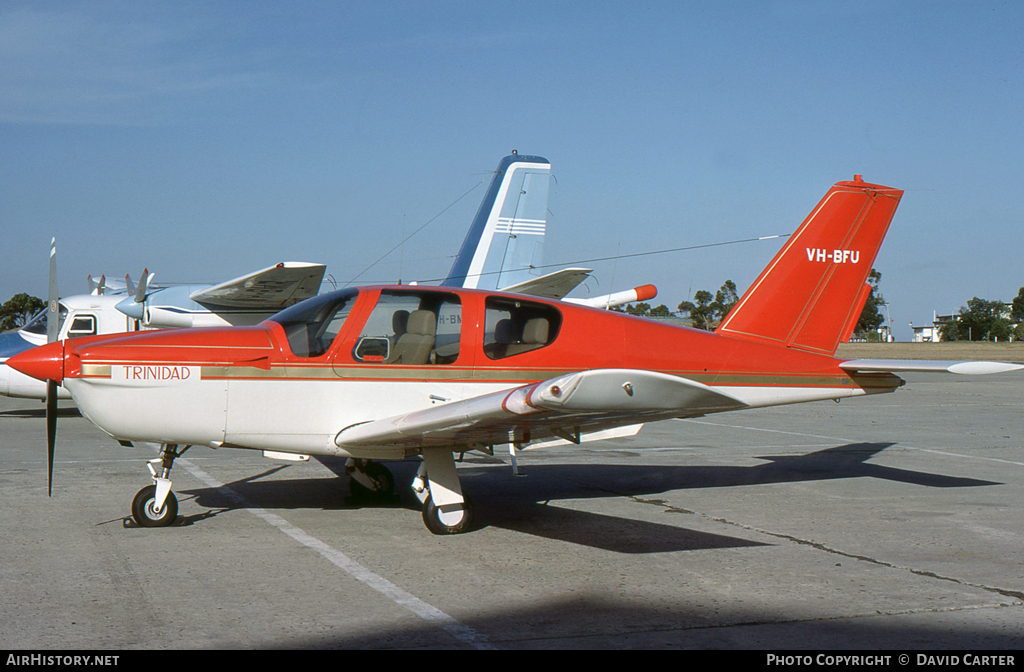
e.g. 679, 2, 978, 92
9, 176, 1022, 534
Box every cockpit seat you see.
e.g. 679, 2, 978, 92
386, 309, 436, 364
503, 317, 550, 356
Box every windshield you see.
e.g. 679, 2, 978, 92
21, 304, 67, 336
266, 289, 358, 357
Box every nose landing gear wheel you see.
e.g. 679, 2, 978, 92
131, 484, 179, 528
422, 494, 473, 535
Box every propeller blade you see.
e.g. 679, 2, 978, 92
133, 268, 151, 304
46, 379, 57, 497
47, 239, 58, 344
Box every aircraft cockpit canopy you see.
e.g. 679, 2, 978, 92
353, 290, 462, 365
268, 287, 563, 363
268, 288, 358, 358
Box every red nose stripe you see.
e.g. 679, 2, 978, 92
6, 341, 65, 383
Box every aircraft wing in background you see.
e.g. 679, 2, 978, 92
498, 267, 592, 300
189, 262, 326, 308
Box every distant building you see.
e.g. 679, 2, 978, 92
847, 324, 893, 343
912, 307, 1020, 342
911, 312, 953, 343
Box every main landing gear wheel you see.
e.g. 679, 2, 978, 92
346, 459, 395, 500
131, 484, 179, 528
422, 494, 474, 535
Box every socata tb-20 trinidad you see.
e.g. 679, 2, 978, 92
10, 175, 1022, 534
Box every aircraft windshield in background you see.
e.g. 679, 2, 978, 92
11, 175, 1022, 534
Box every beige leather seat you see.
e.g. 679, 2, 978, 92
386, 310, 435, 364
503, 317, 549, 356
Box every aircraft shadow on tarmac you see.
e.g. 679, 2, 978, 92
269, 594, 1024, 650
177, 442, 999, 553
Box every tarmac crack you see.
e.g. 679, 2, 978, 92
593, 486, 1024, 605
488, 601, 1024, 646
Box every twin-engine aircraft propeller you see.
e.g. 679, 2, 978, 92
115, 268, 156, 322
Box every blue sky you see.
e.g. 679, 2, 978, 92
2, 1, 1022, 339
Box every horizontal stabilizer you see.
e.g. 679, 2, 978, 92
839, 359, 1024, 375
189, 262, 326, 308
500, 267, 592, 299
335, 369, 746, 452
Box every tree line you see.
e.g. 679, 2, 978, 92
939, 287, 1024, 342
663, 271, 1023, 342
0, 293, 44, 332
628, 270, 886, 338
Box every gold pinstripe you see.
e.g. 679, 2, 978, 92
79, 361, 900, 390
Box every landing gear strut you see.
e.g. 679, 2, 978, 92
131, 444, 188, 528
411, 449, 474, 534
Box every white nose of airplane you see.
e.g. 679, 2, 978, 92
0, 331, 35, 397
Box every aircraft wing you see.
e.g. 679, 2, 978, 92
839, 359, 1024, 375
189, 262, 326, 309
498, 267, 593, 299
335, 368, 747, 452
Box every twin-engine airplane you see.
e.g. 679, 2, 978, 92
12, 176, 1020, 534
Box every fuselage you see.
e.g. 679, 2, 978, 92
15, 285, 903, 457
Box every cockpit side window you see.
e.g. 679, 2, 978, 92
483, 297, 561, 359
352, 291, 461, 365
68, 315, 97, 337
268, 289, 358, 358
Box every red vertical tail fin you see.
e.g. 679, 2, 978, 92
717, 177, 903, 355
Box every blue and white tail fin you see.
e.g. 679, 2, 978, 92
442, 153, 551, 291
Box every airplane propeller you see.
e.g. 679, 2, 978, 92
46, 238, 59, 497
134, 268, 154, 304
116, 268, 154, 323
46, 379, 57, 496
87, 274, 107, 295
